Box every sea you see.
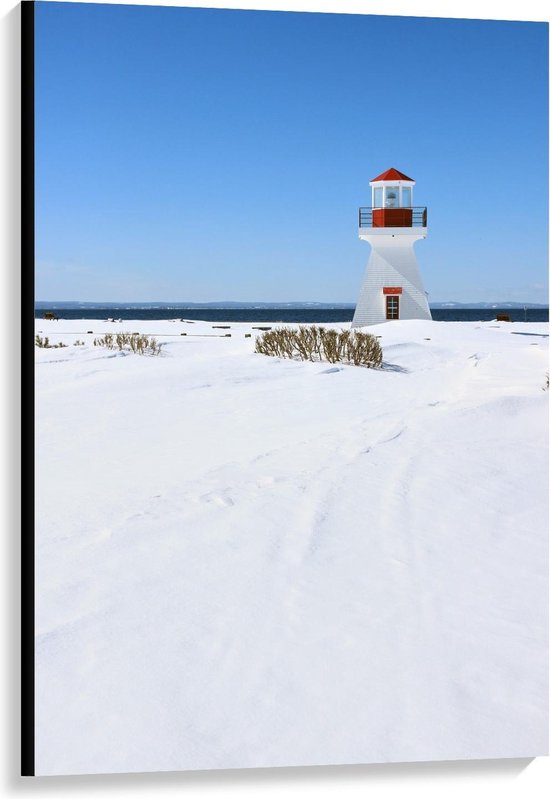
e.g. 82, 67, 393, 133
34, 307, 549, 324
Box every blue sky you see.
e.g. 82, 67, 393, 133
35, 1, 548, 303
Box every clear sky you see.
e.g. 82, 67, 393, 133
35, 1, 549, 303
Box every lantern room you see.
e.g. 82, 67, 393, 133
370, 167, 415, 228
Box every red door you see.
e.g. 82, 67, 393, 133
386, 295, 399, 320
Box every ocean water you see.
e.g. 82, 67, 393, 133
34, 307, 549, 324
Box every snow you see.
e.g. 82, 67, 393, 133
34, 317, 549, 776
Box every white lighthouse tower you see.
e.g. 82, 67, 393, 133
351, 167, 432, 327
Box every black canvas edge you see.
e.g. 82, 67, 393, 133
21, 0, 35, 778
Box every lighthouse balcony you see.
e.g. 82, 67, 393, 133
359, 207, 427, 229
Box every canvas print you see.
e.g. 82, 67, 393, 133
29, 0, 548, 777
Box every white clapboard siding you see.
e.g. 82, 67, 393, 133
352, 230, 431, 328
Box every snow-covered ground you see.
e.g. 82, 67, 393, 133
34, 317, 549, 776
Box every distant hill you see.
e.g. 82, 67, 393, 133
428, 302, 548, 309
35, 301, 356, 309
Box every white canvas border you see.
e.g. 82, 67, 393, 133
2, 0, 548, 795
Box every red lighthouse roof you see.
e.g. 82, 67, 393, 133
370, 167, 414, 182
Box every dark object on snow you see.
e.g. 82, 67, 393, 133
212, 325, 231, 329
43, 311, 58, 320
252, 326, 272, 331
496, 314, 511, 322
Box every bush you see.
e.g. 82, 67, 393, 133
35, 335, 67, 349
255, 325, 382, 368
93, 332, 161, 355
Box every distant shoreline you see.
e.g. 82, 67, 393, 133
35, 301, 549, 310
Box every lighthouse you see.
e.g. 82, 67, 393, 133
351, 167, 432, 327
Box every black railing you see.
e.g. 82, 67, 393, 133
358, 206, 428, 228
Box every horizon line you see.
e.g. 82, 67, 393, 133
34, 300, 550, 307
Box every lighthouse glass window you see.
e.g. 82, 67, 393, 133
401, 187, 411, 207
385, 187, 399, 207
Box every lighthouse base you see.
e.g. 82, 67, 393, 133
352, 230, 431, 328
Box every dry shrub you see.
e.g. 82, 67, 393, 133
255, 326, 382, 368
35, 335, 67, 349
93, 332, 161, 355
